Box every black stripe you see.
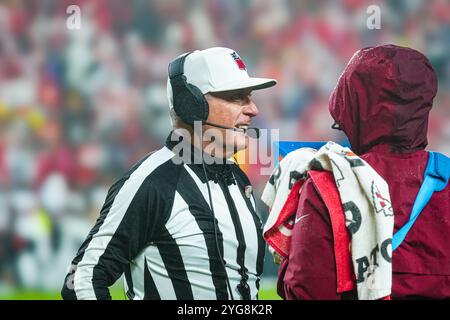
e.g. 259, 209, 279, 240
157, 227, 194, 299
233, 166, 265, 276
217, 180, 248, 277
177, 168, 229, 299
144, 258, 161, 300
256, 278, 260, 300
124, 265, 135, 300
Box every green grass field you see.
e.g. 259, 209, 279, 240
0, 287, 282, 300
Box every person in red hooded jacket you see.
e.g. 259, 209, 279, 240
278, 44, 450, 300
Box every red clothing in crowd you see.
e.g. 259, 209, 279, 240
279, 45, 450, 299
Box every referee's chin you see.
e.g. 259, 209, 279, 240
205, 136, 248, 160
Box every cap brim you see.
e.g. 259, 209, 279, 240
208, 77, 277, 93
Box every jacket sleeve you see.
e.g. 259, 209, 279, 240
61, 174, 169, 300
278, 178, 343, 300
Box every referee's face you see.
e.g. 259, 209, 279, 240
204, 89, 258, 157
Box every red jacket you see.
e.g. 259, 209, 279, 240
279, 45, 450, 300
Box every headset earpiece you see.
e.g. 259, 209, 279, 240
169, 53, 209, 126
187, 83, 209, 122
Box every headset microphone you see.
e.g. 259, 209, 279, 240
204, 121, 260, 139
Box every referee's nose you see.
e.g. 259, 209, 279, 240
242, 98, 259, 118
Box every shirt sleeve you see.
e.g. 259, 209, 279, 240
61, 174, 170, 300
279, 178, 343, 300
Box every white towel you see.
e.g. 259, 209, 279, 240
262, 147, 316, 235
263, 141, 394, 300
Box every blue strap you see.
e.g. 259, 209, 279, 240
392, 151, 450, 251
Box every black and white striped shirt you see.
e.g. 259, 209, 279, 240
61, 133, 265, 300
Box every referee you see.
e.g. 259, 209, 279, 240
61, 48, 276, 300
61, 47, 277, 300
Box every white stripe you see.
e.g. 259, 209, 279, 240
73, 147, 174, 299
144, 247, 177, 299
250, 194, 256, 209
183, 165, 211, 210
165, 192, 217, 299
127, 250, 146, 300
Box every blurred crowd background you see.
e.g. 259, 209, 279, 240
0, 0, 449, 298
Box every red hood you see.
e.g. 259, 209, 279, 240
329, 45, 437, 155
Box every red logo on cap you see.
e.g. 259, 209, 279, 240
231, 52, 246, 70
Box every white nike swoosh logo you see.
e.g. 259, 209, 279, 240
295, 214, 310, 224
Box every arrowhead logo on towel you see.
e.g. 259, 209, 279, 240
371, 181, 393, 217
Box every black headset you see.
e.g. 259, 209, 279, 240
168, 52, 209, 125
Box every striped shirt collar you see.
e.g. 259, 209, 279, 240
165, 131, 236, 185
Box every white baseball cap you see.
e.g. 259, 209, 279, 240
167, 47, 276, 108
